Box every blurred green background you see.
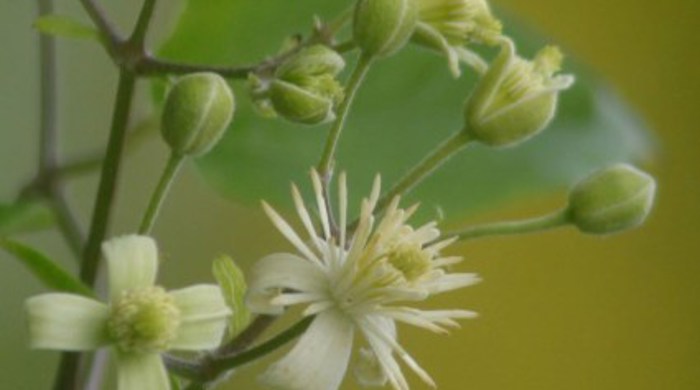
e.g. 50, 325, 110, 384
1, 0, 698, 389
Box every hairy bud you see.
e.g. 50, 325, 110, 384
567, 164, 656, 235
353, 0, 418, 58
161, 73, 235, 157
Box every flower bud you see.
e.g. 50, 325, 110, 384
464, 38, 575, 147
251, 45, 346, 125
276, 45, 345, 80
353, 0, 418, 58
567, 164, 656, 235
413, 0, 502, 76
161, 72, 235, 157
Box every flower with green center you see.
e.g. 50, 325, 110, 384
414, 0, 502, 76
247, 170, 480, 390
25, 235, 231, 390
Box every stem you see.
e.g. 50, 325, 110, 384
137, 57, 254, 78
317, 54, 374, 179
138, 153, 186, 234
130, 0, 158, 47
80, 71, 136, 286
78, 0, 123, 47
374, 130, 472, 214
50, 193, 84, 258
453, 210, 571, 241
169, 316, 314, 386
52, 353, 81, 390
216, 315, 276, 356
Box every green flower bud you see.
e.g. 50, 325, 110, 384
269, 78, 340, 125
464, 38, 575, 147
417, 0, 502, 46
413, 0, 501, 76
251, 45, 346, 125
567, 164, 656, 235
161, 72, 235, 157
276, 45, 345, 80
353, 0, 419, 58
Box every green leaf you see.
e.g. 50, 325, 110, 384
212, 255, 251, 340
33, 15, 99, 41
156, 1, 655, 220
0, 238, 93, 296
0, 200, 55, 236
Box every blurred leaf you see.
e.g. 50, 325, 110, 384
212, 255, 251, 340
33, 15, 99, 41
156, 1, 655, 220
0, 200, 55, 236
0, 238, 92, 296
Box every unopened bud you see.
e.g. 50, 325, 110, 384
567, 164, 656, 235
353, 0, 418, 58
161, 73, 235, 157
464, 38, 574, 147
252, 45, 346, 125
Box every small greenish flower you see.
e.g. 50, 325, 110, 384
567, 164, 656, 235
26, 235, 231, 390
353, 0, 419, 59
248, 170, 479, 390
464, 38, 575, 147
414, 0, 502, 76
251, 45, 346, 125
161, 72, 235, 157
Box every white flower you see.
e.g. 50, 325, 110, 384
25, 235, 231, 390
248, 171, 480, 390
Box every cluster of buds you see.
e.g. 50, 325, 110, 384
250, 45, 346, 125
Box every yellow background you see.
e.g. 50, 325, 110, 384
0, 0, 698, 388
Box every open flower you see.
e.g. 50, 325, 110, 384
248, 171, 480, 390
26, 235, 231, 390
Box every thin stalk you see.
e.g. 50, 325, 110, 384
80, 71, 136, 286
374, 130, 472, 214
453, 210, 570, 241
50, 193, 84, 258
78, 0, 123, 47
129, 0, 158, 47
138, 153, 186, 234
170, 316, 314, 386
317, 54, 374, 179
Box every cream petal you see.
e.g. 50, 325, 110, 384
262, 202, 322, 264
353, 347, 389, 387
261, 310, 354, 390
26, 293, 110, 351
249, 253, 327, 298
169, 285, 231, 351
116, 352, 169, 390
103, 235, 159, 300
310, 169, 331, 240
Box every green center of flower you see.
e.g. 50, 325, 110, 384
386, 244, 432, 282
108, 286, 181, 353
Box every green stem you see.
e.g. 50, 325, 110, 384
317, 54, 374, 179
130, 0, 158, 47
374, 130, 472, 214
169, 316, 314, 385
454, 210, 571, 241
138, 153, 186, 234
80, 71, 136, 286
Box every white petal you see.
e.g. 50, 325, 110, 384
262, 202, 322, 264
116, 352, 169, 390
247, 253, 328, 314
103, 235, 158, 300
310, 169, 331, 240
422, 273, 481, 294
169, 285, 231, 350
261, 310, 354, 390
26, 293, 109, 351
354, 347, 388, 387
